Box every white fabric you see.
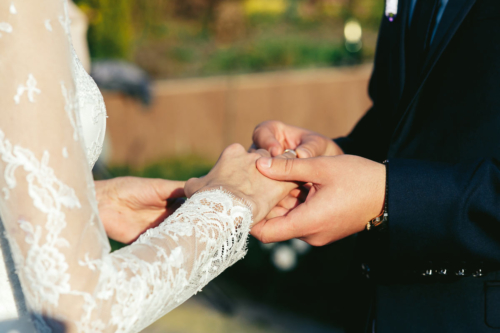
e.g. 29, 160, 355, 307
0, 1, 253, 332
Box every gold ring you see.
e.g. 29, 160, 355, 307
284, 149, 298, 157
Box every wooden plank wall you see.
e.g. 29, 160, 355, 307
103, 64, 373, 167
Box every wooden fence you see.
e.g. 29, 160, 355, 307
103, 64, 373, 167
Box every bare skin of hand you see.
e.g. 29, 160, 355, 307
96, 177, 186, 244
251, 120, 344, 219
251, 155, 386, 246
184, 144, 298, 224
251, 120, 343, 158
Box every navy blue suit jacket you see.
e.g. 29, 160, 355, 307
335, 0, 500, 331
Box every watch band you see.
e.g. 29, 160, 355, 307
366, 160, 389, 232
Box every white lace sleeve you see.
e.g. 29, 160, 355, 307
0, 1, 253, 332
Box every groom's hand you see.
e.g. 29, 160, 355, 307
96, 177, 186, 244
251, 155, 386, 246
251, 121, 343, 158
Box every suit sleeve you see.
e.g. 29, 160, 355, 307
387, 158, 500, 265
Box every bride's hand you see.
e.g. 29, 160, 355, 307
185, 144, 298, 223
95, 177, 186, 244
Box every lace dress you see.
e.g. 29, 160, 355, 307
0, 1, 252, 332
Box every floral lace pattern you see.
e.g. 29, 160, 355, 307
72, 46, 107, 168
14, 74, 41, 105
0, 1, 253, 332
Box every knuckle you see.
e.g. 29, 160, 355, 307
253, 121, 269, 134
253, 121, 278, 140
260, 234, 272, 244
254, 120, 283, 134
248, 151, 260, 159
270, 120, 283, 128
224, 143, 245, 156
256, 225, 271, 244
252, 126, 262, 140
283, 158, 295, 175
262, 120, 281, 128
255, 120, 268, 129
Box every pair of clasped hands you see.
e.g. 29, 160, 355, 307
96, 121, 386, 247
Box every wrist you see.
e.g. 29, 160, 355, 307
94, 180, 106, 201
368, 162, 387, 221
94, 179, 117, 204
195, 185, 256, 212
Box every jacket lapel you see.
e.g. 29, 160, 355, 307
391, 0, 410, 105
391, 0, 477, 136
421, 0, 477, 84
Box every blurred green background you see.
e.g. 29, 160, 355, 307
75, 0, 383, 78
83, 0, 384, 331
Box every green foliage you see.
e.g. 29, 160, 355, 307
201, 36, 354, 75
169, 46, 196, 63
107, 155, 215, 181
75, 0, 382, 77
284, 0, 300, 22
75, 0, 134, 59
109, 238, 126, 252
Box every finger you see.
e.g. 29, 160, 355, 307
252, 126, 284, 157
295, 135, 328, 158
156, 180, 186, 199
288, 188, 302, 198
276, 195, 301, 210
276, 150, 298, 160
264, 206, 291, 220
253, 149, 272, 158
293, 186, 310, 202
251, 201, 314, 243
256, 156, 323, 183
282, 187, 310, 204
287, 187, 310, 199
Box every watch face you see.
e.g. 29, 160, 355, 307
368, 213, 388, 232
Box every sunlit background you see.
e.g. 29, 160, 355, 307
73, 0, 384, 331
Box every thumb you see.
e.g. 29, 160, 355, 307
256, 157, 321, 183
251, 200, 314, 243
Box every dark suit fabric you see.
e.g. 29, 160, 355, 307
335, 0, 500, 331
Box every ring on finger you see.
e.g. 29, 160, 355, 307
284, 149, 298, 158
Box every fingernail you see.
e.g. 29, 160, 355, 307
259, 157, 272, 168
270, 147, 280, 156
